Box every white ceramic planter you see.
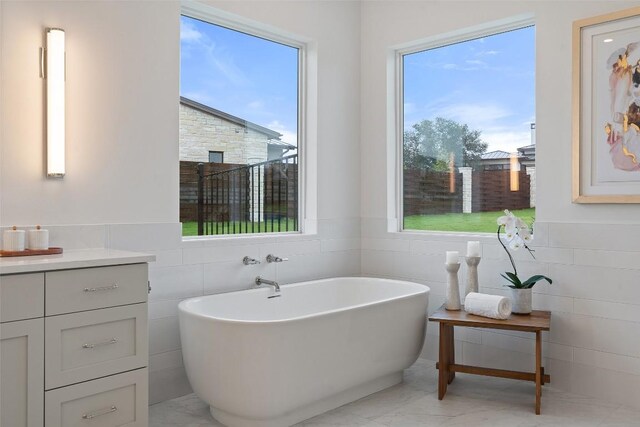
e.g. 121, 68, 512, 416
509, 287, 532, 314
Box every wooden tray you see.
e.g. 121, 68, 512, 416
0, 247, 63, 257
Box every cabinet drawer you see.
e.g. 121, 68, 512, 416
46, 264, 147, 315
45, 368, 148, 427
1, 273, 44, 322
45, 304, 148, 390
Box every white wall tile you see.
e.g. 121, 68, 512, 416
318, 218, 360, 239
361, 249, 395, 277
362, 238, 411, 252
573, 348, 640, 376
149, 264, 203, 301
574, 249, 640, 270
571, 362, 640, 410
148, 249, 183, 268
149, 316, 181, 355
574, 299, 640, 323
532, 293, 573, 313
149, 366, 193, 405
567, 314, 640, 358
109, 223, 182, 251
182, 243, 258, 265
409, 240, 466, 256
549, 222, 640, 252
149, 299, 181, 320
547, 264, 640, 304
149, 349, 183, 373
321, 238, 360, 252
483, 244, 573, 265
45, 224, 108, 249
203, 260, 275, 295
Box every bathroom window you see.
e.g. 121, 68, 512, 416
400, 25, 535, 233
179, 13, 301, 237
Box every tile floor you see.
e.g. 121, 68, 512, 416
149, 358, 639, 426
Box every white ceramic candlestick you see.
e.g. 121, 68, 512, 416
465, 256, 481, 296
445, 263, 461, 310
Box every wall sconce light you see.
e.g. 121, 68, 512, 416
510, 152, 520, 192
43, 28, 66, 178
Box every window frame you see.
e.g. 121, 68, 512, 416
392, 15, 536, 235
180, 2, 311, 240
208, 151, 224, 163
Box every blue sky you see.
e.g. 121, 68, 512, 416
403, 26, 535, 153
180, 17, 534, 154
180, 15, 299, 145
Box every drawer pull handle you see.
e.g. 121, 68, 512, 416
82, 337, 118, 349
82, 405, 117, 419
83, 284, 119, 292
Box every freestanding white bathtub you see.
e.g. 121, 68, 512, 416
178, 277, 429, 427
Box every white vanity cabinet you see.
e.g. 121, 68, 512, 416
0, 250, 154, 427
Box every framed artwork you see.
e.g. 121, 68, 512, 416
573, 7, 640, 203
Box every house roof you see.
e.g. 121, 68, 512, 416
180, 97, 296, 149
481, 150, 512, 160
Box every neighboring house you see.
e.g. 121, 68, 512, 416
179, 96, 295, 164
479, 144, 535, 170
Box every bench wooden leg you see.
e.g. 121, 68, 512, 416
448, 325, 455, 384
438, 323, 450, 400
535, 330, 542, 415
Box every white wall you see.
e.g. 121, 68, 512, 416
0, 0, 180, 225
360, 0, 640, 409
0, 0, 362, 404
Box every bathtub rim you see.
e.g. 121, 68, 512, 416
178, 276, 429, 325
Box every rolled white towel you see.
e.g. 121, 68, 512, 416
464, 292, 512, 320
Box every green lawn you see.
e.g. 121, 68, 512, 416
403, 208, 535, 233
182, 219, 297, 236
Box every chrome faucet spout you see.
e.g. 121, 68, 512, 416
255, 276, 280, 292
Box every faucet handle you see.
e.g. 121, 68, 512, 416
243, 256, 261, 265
266, 254, 288, 263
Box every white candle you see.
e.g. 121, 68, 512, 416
27, 225, 49, 250
467, 241, 480, 257
3, 226, 25, 251
445, 251, 459, 264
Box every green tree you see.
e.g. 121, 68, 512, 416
403, 117, 488, 171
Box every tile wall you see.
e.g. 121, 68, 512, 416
361, 219, 640, 409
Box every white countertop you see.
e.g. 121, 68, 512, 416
0, 248, 155, 275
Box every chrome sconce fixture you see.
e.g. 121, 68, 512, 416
41, 28, 66, 178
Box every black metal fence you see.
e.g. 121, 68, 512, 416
197, 154, 298, 235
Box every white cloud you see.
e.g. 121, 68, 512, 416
425, 102, 512, 130
482, 130, 532, 153
180, 18, 247, 87
476, 50, 499, 57
180, 21, 203, 43
247, 100, 264, 110
267, 120, 297, 146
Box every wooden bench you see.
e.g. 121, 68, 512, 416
428, 305, 551, 414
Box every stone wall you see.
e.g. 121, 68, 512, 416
179, 103, 269, 164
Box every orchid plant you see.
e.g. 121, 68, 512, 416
497, 210, 552, 289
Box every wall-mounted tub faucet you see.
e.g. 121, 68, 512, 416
243, 256, 261, 265
255, 276, 280, 293
266, 254, 288, 263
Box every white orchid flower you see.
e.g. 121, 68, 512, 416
497, 211, 515, 227
509, 235, 524, 250
519, 228, 533, 242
